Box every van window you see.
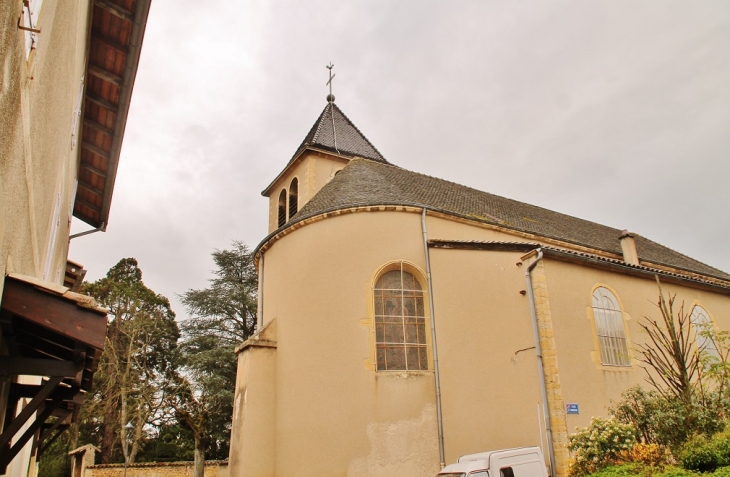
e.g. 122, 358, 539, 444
470, 472, 488, 477
500, 468, 515, 477
438, 474, 465, 477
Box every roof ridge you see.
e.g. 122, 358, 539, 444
330, 103, 386, 161
309, 103, 330, 145
287, 159, 729, 280
632, 234, 730, 278
348, 159, 624, 233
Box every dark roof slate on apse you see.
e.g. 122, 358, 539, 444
293, 159, 730, 281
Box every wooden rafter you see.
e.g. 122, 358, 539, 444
80, 162, 108, 179
91, 34, 129, 55
83, 118, 115, 137
88, 64, 122, 86
81, 140, 111, 159
85, 93, 118, 113
95, 0, 134, 22
74, 195, 102, 214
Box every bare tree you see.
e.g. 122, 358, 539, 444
79, 258, 179, 464
635, 277, 702, 406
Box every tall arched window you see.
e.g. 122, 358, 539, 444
690, 305, 719, 359
591, 287, 630, 366
288, 178, 298, 219
277, 189, 287, 228
374, 266, 427, 371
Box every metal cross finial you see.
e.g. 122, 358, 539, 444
326, 63, 336, 103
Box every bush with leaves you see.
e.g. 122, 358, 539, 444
622, 443, 673, 468
712, 431, 730, 467
678, 435, 719, 473
568, 417, 637, 476
611, 386, 725, 451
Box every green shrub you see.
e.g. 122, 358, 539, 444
585, 463, 696, 477
654, 466, 697, 477
711, 432, 730, 467
568, 417, 637, 477
711, 466, 730, 477
611, 386, 726, 452
679, 435, 719, 473
587, 463, 644, 477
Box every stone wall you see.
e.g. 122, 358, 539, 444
85, 461, 228, 477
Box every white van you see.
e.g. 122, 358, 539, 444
437, 446, 548, 477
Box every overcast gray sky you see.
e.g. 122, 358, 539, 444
70, 0, 730, 318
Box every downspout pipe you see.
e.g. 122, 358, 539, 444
69, 222, 106, 240
257, 252, 264, 331
421, 208, 446, 469
525, 249, 556, 476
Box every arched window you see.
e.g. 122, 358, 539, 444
374, 266, 427, 371
690, 305, 719, 359
591, 287, 630, 366
277, 189, 287, 228
288, 178, 298, 218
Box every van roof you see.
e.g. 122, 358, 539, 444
458, 446, 541, 465
440, 459, 489, 474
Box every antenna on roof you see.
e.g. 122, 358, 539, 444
326, 62, 339, 153
326, 62, 336, 103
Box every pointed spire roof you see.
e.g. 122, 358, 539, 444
262, 100, 388, 196
296, 101, 388, 163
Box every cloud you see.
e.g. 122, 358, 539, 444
71, 0, 730, 317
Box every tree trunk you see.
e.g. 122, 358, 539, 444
100, 396, 119, 463
193, 433, 205, 477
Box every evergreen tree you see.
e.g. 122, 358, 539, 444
173, 241, 257, 477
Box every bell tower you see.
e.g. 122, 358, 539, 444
261, 67, 388, 233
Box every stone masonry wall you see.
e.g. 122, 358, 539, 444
85, 461, 228, 477
531, 260, 570, 477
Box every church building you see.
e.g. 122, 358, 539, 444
228, 94, 730, 477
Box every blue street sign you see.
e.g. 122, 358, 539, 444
566, 403, 579, 414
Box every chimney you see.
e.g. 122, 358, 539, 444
619, 230, 639, 265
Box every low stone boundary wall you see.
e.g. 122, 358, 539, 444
85, 460, 228, 477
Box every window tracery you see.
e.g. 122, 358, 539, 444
374, 266, 428, 371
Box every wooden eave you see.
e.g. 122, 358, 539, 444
0, 275, 108, 469
74, 0, 152, 228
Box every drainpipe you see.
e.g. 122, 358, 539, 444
525, 249, 556, 477
69, 222, 106, 240
257, 252, 264, 331
421, 208, 446, 469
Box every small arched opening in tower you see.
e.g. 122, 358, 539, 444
288, 178, 299, 219
278, 189, 287, 228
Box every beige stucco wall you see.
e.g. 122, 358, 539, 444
428, 246, 545, 460
230, 322, 277, 477
0, 0, 89, 289
0, 2, 90, 476
543, 257, 730, 430
234, 204, 730, 477
266, 150, 347, 232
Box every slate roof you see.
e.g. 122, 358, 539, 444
291, 159, 730, 281
262, 101, 388, 196
297, 102, 387, 163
